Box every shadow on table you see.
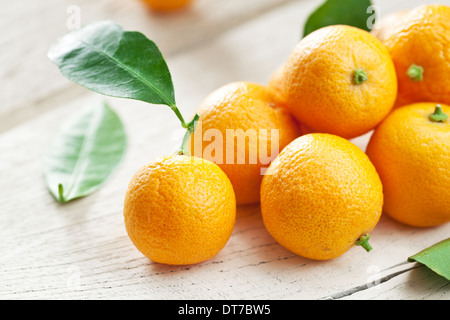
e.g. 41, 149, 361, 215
146, 202, 324, 279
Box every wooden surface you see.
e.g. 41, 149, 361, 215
1, 0, 450, 300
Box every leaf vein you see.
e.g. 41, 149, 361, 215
76, 33, 174, 107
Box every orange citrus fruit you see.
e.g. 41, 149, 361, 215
366, 103, 450, 227
373, 5, 450, 108
123, 155, 236, 265
269, 66, 313, 136
268, 64, 285, 95
277, 25, 397, 139
261, 133, 383, 260
141, 0, 192, 12
190, 81, 302, 205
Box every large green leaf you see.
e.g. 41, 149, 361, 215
303, 0, 375, 37
44, 101, 127, 202
408, 238, 450, 281
48, 20, 176, 107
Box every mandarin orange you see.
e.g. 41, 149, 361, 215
278, 25, 397, 139
373, 5, 450, 107
261, 133, 383, 260
366, 103, 450, 227
190, 82, 302, 205
141, 0, 192, 11
123, 155, 236, 265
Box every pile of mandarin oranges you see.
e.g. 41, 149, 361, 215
124, 4, 450, 265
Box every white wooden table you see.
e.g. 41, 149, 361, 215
1, 0, 449, 300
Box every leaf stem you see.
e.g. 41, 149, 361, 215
429, 104, 448, 123
355, 234, 373, 252
177, 114, 200, 156
58, 184, 65, 202
170, 105, 188, 128
168, 104, 200, 155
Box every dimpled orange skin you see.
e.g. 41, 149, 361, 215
374, 5, 450, 108
366, 103, 450, 227
123, 155, 236, 265
190, 82, 302, 205
141, 0, 192, 11
280, 25, 397, 139
261, 134, 383, 261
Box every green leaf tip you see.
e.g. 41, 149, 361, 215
353, 69, 368, 84
429, 104, 448, 123
355, 234, 372, 252
407, 64, 424, 82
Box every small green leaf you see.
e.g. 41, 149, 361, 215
44, 101, 127, 203
408, 238, 450, 281
48, 20, 176, 107
303, 0, 376, 37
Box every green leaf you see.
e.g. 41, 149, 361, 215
48, 20, 176, 107
44, 101, 127, 203
303, 0, 376, 37
408, 238, 450, 281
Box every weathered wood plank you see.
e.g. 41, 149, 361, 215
0, 0, 295, 133
331, 264, 450, 300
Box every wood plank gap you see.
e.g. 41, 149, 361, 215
318, 264, 424, 300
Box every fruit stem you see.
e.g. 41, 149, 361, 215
355, 234, 373, 252
353, 69, 368, 84
168, 104, 200, 156
407, 64, 424, 82
429, 104, 448, 123
177, 114, 200, 156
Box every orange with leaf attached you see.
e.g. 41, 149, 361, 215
124, 155, 236, 265
190, 82, 302, 205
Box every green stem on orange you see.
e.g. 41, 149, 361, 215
168, 104, 200, 156
429, 104, 448, 123
353, 69, 368, 84
177, 114, 200, 156
355, 234, 373, 252
407, 64, 424, 82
